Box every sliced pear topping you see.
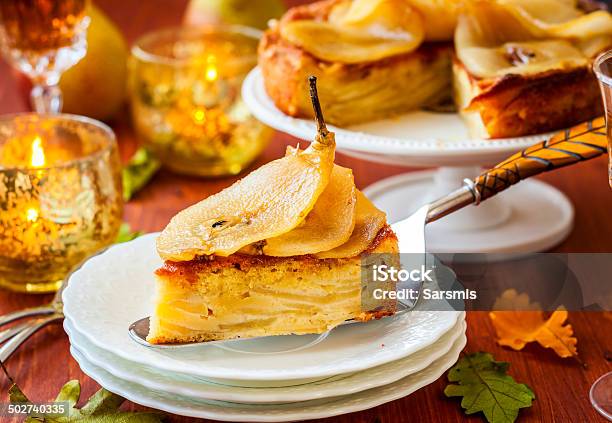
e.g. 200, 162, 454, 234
456, 1, 535, 48
157, 77, 335, 261
499, 0, 582, 27
547, 10, 612, 39
280, 0, 424, 64
260, 164, 357, 256
459, 40, 587, 79
406, 0, 460, 41
455, 0, 611, 79
498, 0, 612, 39
578, 34, 612, 58
315, 190, 387, 259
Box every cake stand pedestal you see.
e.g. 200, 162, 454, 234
242, 68, 574, 253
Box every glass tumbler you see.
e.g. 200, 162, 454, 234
130, 25, 273, 177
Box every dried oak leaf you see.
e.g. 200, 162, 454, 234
489, 309, 577, 358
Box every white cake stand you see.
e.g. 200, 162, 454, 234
242, 68, 574, 253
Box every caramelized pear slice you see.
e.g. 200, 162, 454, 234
499, 0, 612, 39
455, 0, 604, 79
456, 1, 538, 48
315, 190, 386, 259
280, 0, 424, 64
157, 77, 335, 261
458, 40, 586, 79
458, 0, 612, 48
578, 34, 612, 58
406, 0, 459, 41
261, 164, 357, 257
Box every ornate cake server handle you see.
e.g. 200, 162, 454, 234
426, 117, 608, 223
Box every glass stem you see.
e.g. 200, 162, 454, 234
30, 82, 62, 114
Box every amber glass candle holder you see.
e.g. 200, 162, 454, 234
0, 114, 123, 293
130, 26, 273, 177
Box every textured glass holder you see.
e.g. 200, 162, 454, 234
130, 25, 273, 177
0, 114, 123, 293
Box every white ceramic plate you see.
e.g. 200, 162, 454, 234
242, 67, 552, 166
63, 233, 461, 382
64, 316, 465, 403
70, 333, 466, 422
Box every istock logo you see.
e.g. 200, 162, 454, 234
372, 264, 434, 283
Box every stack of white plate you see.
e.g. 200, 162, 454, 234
63, 234, 466, 422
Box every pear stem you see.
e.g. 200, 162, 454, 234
308, 76, 329, 137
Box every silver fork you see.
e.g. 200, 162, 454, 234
0, 245, 110, 360
0, 279, 67, 361
0, 232, 122, 360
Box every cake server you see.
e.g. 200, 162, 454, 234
129, 115, 608, 349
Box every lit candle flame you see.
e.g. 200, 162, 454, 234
30, 136, 45, 167
205, 55, 218, 81
26, 208, 39, 222
193, 109, 206, 123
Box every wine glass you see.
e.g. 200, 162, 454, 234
0, 0, 90, 113
592, 50, 612, 420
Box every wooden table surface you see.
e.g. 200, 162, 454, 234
1, 1, 611, 422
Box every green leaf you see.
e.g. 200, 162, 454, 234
1, 359, 29, 404
79, 386, 125, 416
54, 380, 80, 409
76, 412, 165, 423
9, 382, 30, 404
122, 147, 160, 201
116, 223, 143, 244
7, 378, 164, 423
444, 352, 535, 423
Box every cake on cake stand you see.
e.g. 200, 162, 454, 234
243, 68, 573, 253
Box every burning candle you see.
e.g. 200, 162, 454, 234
130, 26, 273, 177
0, 114, 123, 293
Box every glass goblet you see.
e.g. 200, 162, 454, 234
0, 0, 90, 113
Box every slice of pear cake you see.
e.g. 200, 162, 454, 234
148, 78, 399, 344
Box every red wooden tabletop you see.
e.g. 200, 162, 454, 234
0, 1, 611, 422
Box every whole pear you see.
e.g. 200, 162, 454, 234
59, 5, 128, 122
183, 0, 285, 30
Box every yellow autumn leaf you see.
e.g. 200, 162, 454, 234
534, 310, 577, 358
492, 288, 542, 311
489, 309, 578, 358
